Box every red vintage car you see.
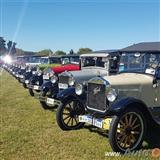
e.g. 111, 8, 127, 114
52, 63, 80, 73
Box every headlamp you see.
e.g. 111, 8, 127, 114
107, 89, 117, 102
75, 84, 83, 95
68, 76, 75, 86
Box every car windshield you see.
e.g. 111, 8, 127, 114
61, 57, 70, 64
17, 57, 29, 63
70, 57, 80, 64
119, 53, 160, 73
49, 57, 61, 64
81, 57, 108, 68
40, 58, 49, 64
28, 57, 41, 63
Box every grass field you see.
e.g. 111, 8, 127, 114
0, 69, 158, 160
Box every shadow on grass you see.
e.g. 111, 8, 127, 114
84, 125, 109, 137
83, 124, 160, 150
144, 125, 160, 149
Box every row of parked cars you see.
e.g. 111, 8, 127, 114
2, 42, 160, 153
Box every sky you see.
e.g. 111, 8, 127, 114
0, 0, 160, 53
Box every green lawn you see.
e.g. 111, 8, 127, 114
0, 69, 156, 160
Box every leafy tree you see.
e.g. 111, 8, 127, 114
77, 48, 92, 54
54, 50, 66, 56
69, 49, 74, 55
16, 48, 25, 56
7, 41, 12, 52
37, 49, 53, 56
7, 41, 16, 55
0, 37, 6, 56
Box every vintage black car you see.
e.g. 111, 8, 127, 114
38, 51, 120, 109
20, 65, 39, 88
28, 55, 80, 98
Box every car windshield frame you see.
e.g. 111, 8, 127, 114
118, 53, 160, 74
28, 57, 41, 63
81, 56, 109, 68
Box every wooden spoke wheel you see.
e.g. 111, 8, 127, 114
109, 108, 145, 153
56, 99, 85, 130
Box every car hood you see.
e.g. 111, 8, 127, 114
102, 73, 154, 100
61, 67, 109, 84
52, 64, 80, 73
103, 73, 153, 87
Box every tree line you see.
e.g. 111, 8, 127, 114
0, 37, 93, 57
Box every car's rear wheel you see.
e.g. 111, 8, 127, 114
109, 108, 146, 153
56, 99, 85, 130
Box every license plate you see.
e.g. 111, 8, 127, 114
79, 115, 93, 124
33, 85, 40, 90
25, 80, 29, 84
94, 118, 103, 128
46, 98, 55, 105
79, 115, 112, 129
58, 83, 68, 89
43, 75, 49, 80
20, 75, 23, 78
103, 118, 112, 130
32, 71, 36, 74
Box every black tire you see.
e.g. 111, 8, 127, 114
109, 108, 146, 153
22, 83, 27, 88
56, 99, 85, 131
39, 91, 53, 110
28, 88, 34, 96
39, 101, 49, 110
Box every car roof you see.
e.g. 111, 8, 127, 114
120, 42, 160, 53
80, 53, 110, 57
50, 55, 79, 58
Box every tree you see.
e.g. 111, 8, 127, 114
69, 49, 74, 55
7, 41, 16, 55
7, 41, 12, 52
16, 48, 25, 56
0, 37, 6, 56
54, 50, 66, 56
37, 49, 53, 56
77, 48, 92, 54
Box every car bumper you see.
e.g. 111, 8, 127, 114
39, 95, 61, 106
78, 115, 112, 130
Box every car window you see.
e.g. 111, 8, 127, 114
28, 57, 41, 63
49, 57, 61, 64
61, 58, 70, 64
81, 57, 105, 68
40, 58, 49, 64
70, 57, 80, 64
128, 54, 145, 69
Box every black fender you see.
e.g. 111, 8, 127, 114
39, 81, 59, 98
108, 97, 160, 126
29, 74, 43, 86
56, 87, 86, 103
24, 72, 32, 80
108, 97, 148, 115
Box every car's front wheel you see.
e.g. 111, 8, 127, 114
109, 108, 146, 153
22, 83, 27, 88
28, 88, 34, 96
56, 99, 85, 131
